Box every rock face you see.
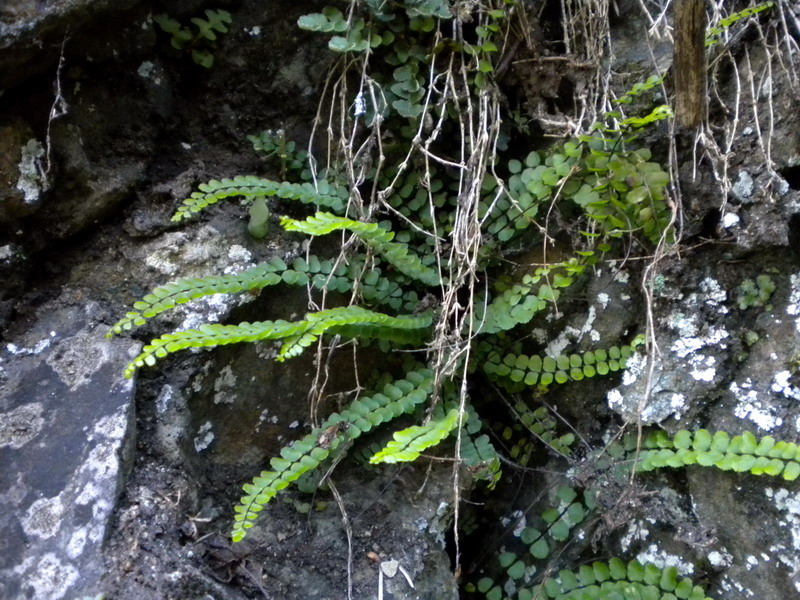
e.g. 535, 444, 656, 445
2, 0, 800, 599
1, 1, 459, 599
0, 299, 138, 600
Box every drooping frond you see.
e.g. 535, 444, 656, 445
232, 367, 434, 542
370, 408, 460, 464
281, 212, 442, 286
276, 305, 433, 360
124, 306, 433, 378
172, 176, 347, 222
108, 256, 341, 335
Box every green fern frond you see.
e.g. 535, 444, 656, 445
281, 212, 442, 286
476, 263, 582, 334
124, 306, 433, 378
109, 253, 421, 337
484, 338, 645, 388
637, 429, 800, 481
172, 176, 347, 222
108, 256, 348, 336
124, 318, 303, 378
474, 486, 599, 599
232, 367, 434, 542
512, 402, 575, 456
525, 558, 712, 600
370, 408, 460, 464
460, 432, 501, 488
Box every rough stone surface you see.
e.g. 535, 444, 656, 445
0, 0, 142, 89
0, 298, 138, 600
2, 0, 800, 599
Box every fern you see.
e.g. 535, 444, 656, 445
475, 262, 583, 334
281, 212, 442, 286
232, 367, 434, 541
470, 486, 599, 600
124, 306, 433, 378
507, 403, 575, 458
109, 254, 423, 336
484, 338, 645, 388
460, 432, 502, 488
525, 558, 712, 600
171, 176, 347, 222
107, 256, 346, 335
370, 407, 460, 464
637, 429, 800, 481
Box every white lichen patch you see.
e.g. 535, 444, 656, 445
66, 528, 87, 559
607, 389, 623, 411
156, 384, 176, 414
640, 392, 687, 423
6, 330, 55, 356
544, 306, 599, 357
614, 269, 630, 284
621, 352, 645, 386
502, 510, 526, 537
765, 487, 800, 591
707, 549, 733, 568
46, 328, 111, 391
16, 138, 49, 204
620, 519, 651, 552
689, 354, 717, 383
719, 574, 755, 597
22, 494, 66, 539
732, 380, 782, 430
597, 292, 610, 309
772, 371, 800, 401
13, 553, 79, 600
80, 436, 121, 481
137, 61, 155, 79
93, 412, 127, 441
194, 421, 214, 452
142, 227, 259, 332
671, 327, 728, 359
635, 544, 694, 576
213, 364, 237, 404
0, 402, 45, 448
699, 278, 727, 309
665, 312, 698, 339
788, 273, 800, 333
227, 244, 252, 263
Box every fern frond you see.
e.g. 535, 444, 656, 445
172, 176, 347, 222
637, 429, 800, 481
124, 306, 433, 378
124, 319, 304, 378
484, 337, 645, 388
370, 408, 460, 464
108, 256, 315, 336
232, 367, 434, 542
109, 253, 422, 337
281, 212, 441, 286
460, 432, 501, 488
524, 558, 712, 600
475, 265, 579, 334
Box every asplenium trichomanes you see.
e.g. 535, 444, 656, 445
110, 1, 686, 591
